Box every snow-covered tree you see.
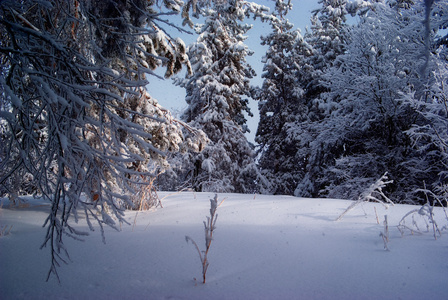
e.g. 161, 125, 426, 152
303, 0, 349, 99
0, 0, 204, 280
295, 1, 447, 203
253, 1, 313, 195
255, 0, 369, 196
401, 0, 448, 202
403, 56, 448, 202
170, 0, 272, 193
270, 0, 352, 197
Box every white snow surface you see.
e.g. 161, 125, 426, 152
1, 192, 447, 299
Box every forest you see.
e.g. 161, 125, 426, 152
1, 0, 448, 281
157, 0, 448, 205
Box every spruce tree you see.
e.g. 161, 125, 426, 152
303, 0, 348, 99
173, 0, 271, 193
290, 0, 350, 197
254, 0, 312, 195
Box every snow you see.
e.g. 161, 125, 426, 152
1, 192, 447, 299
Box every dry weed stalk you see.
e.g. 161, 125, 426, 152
379, 215, 389, 251
336, 172, 394, 221
398, 202, 442, 240
374, 207, 380, 224
135, 175, 163, 211
186, 194, 219, 284
397, 184, 444, 239
0, 224, 13, 237
132, 174, 163, 230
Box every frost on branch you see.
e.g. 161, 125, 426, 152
0, 0, 204, 282
297, 1, 447, 202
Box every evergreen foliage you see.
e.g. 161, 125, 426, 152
255, 0, 351, 196
165, 0, 272, 193
2, 0, 448, 284
253, 0, 312, 195
304, 0, 349, 99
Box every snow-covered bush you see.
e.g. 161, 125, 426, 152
402, 49, 448, 204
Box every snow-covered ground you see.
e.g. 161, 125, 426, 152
1, 192, 447, 299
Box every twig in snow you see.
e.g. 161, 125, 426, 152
0, 224, 13, 237
374, 207, 380, 225
398, 202, 442, 240
186, 194, 219, 284
336, 172, 394, 221
379, 215, 390, 251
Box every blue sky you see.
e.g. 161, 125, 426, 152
149, 0, 321, 143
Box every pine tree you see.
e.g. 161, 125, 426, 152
253, 1, 313, 195
172, 0, 271, 193
303, 0, 349, 99
288, 0, 351, 197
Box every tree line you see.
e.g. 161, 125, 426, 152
158, 0, 448, 205
2, 0, 448, 206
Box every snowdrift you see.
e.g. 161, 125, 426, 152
1, 192, 447, 299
